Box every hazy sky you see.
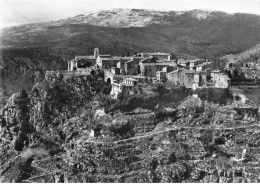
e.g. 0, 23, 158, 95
1, 0, 260, 28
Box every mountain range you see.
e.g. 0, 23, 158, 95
1, 8, 260, 59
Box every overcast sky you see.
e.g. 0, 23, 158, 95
1, 0, 260, 28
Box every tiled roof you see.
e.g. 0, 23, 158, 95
187, 59, 202, 62
218, 74, 230, 80
167, 68, 185, 74
99, 55, 111, 57
178, 59, 189, 64
101, 58, 120, 61
125, 60, 134, 64
75, 55, 95, 60
142, 63, 169, 66
111, 56, 132, 60
125, 78, 138, 81
184, 70, 206, 74
125, 75, 146, 79
138, 52, 171, 56
184, 70, 196, 74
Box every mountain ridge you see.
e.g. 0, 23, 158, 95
2, 8, 257, 30
1, 8, 260, 58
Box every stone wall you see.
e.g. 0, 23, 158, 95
45, 68, 93, 82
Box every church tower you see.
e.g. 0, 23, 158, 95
94, 48, 99, 60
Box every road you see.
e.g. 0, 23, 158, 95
84, 123, 260, 145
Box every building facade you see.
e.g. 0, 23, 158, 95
156, 71, 167, 81
110, 78, 141, 99
215, 74, 231, 88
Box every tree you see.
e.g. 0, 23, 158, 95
170, 53, 178, 61
20, 89, 28, 98
157, 85, 168, 96
84, 108, 96, 128
117, 93, 124, 101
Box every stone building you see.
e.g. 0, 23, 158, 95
139, 62, 170, 77
110, 67, 120, 75
68, 59, 78, 71
68, 48, 99, 71
178, 59, 190, 68
166, 68, 185, 83
96, 56, 133, 69
137, 52, 172, 61
177, 59, 206, 70
125, 75, 147, 83
117, 60, 124, 69
124, 58, 143, 75
243, 68, 260, 79
90, 124, 104, 138
167, 69, 207, 88
139, 63, 157, 77
162, 66, 177, 73
183, 70, 207, 89
215, 74, 231, 88
110, 78, 141, 99
124, 60, 138, 75
188, 59, 204, 70
211, 70, 221, 81
196, 62, 213, 71
156, 71, 167, 81
96, 55, 116, 69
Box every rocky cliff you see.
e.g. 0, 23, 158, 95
0, 72, 259, 183
0, 48, 72, 114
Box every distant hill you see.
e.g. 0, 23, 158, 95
220, 44, 260, 64
1, 8, 260, 59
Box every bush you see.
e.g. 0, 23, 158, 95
194, 88, 233, 105
108, 94, 159, 113
108, 85, 191, 113
20, 89, 28, 98
157, 84, 169, 95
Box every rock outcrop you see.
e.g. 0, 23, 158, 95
0, 71, 260, 183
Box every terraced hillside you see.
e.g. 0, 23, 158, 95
0, 72, 259, 182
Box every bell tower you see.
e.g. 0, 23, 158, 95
94, 48, 99, 60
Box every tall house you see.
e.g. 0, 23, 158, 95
110, 78, 140, 99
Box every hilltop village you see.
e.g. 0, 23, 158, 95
46, 48, 231, 99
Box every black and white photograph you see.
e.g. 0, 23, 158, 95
0, 0, 260, 183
